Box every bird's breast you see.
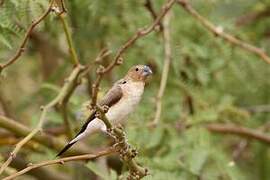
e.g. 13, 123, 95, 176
106, 82, 144, 124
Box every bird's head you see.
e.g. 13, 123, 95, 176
125, 65, 152, 82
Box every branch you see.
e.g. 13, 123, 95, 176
0, 0, 54, 73
59, 13, 80, 65
105, 0, 176, 73
9, 154, 71, 180
3, 148, 115, 180
96, 106, 148, 179
149, 11, 172, 127
177, 0, 270, 64
0, 65, 85, 175
236, 7, 270, 26
144, 0, 163, 31
207, 123, 270, 144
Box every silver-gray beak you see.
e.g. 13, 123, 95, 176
142, 65, 153, 76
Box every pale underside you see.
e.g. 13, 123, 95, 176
71, 81, 144, 143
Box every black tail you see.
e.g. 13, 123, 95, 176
56, 141, 77, 157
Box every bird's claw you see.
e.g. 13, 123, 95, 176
102, 105, 109, 113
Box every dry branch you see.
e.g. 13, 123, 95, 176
150, 11, 172, 127
0, 0, 54, 73
177, 0, 270, 64
207, 123, 270, 144
3, 148, 115, 180
59, 13, 80, 65
144, 0, 163, 31
106, 0, 176, 73
9, 154, 71, 180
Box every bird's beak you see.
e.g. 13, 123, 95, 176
142, 65, 153, 77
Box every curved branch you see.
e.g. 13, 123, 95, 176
207, 123, 270, 144
177, 0, 270, 64
150, 11, 172, 127
0, 0, 54, 73
104, 0, 176, 73
59, 13, 80, 65
3, 148, 115, 180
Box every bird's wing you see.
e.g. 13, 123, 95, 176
99, 83, 123, 107
75, 83, 123, 136
57, 83, 123, 157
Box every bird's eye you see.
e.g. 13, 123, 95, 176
135, 68, 139, 71
122, 81, 127, 84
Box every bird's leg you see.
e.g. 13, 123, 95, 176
101, 105, 109, 113
105, 128, 116, 140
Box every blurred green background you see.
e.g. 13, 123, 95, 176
0, 0, 270, 179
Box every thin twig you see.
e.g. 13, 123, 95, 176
59, 13, 80, 65
0, 65, 85, 175
207, 123, 270, 144
236, 8, 270, 26
3, 148, 115, 180
149, 11, 172, 127
105, 0, 176, 73
0, 0, 54, 73
144, 0, 163, 31
177, 0, 270, 64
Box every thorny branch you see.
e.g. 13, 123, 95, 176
0, 0, 54, 73
177, 0, 270, 64
3, 148, 115, 180
150, 11, 172, 127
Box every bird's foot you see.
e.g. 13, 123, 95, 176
105, 128, 117, 141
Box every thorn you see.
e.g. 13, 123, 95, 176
102, 105, 109, 113
116, 57, 123, 65
10, 152, 16, 159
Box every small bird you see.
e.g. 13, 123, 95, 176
57, 65, 152, 156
